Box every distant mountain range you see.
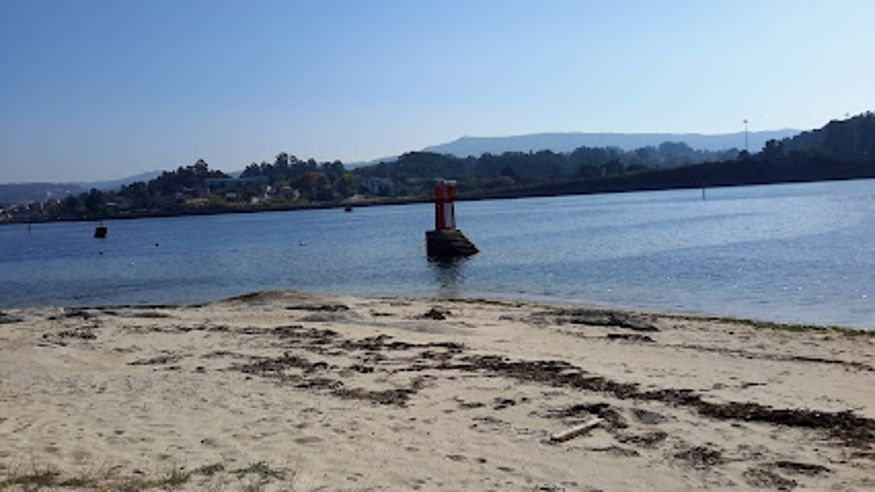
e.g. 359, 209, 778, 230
0, 171, 163, 206
421, 130, 801, 158
346, 129, 801, 167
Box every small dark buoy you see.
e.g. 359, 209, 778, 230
344, 205, 353, 213
154, 242, 160, 247
94, 224, 107, 239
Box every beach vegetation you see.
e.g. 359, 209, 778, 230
232, 461, 288, 480
1, 463, 61, 489
159, 467, 192, 488
193, 462, 226, 476
0, 459, 293, 491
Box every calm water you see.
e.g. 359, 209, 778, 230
2, 179, 874, 329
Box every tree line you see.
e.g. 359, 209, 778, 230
6, 155, 357, 222
356, 141, 738, 193
2, 111, 873, 224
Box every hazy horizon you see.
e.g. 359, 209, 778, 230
2, 0, 873, 182
0, 127, 803, 185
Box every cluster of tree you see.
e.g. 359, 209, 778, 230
239, 152, 355, 201
4, 155, 362, 223
135, 159, 228, 196
472, 151, 875, 201
762, 112, 875, 162
355, 143, 740, 181
459, 112, 875, 200
18, 160, 229, 221
352, 142, 738, 195
351, 113, 875, 199
4, 111, 873, 225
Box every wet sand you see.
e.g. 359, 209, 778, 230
1, 292, 873, 491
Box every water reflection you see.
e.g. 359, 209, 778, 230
429, 257, 468, 298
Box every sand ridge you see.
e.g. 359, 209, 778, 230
1, 292, 874, 490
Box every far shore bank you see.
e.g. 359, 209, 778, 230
2, 291, 873, 490
3, 174, 874, 226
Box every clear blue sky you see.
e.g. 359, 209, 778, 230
1, 0, 873, 183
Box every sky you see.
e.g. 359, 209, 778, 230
1, 0, 874, 183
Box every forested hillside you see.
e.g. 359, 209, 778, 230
2, 113, 872, 224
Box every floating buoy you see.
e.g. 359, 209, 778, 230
344, 205, 353, 213
94, 225, 107, 239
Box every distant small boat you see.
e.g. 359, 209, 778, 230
94, 224, 108, 239
344, 205, 353, 212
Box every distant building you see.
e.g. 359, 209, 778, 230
358, 176, 394, 196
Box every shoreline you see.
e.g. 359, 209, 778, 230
4, 174, 874, 226
2, 291, 874, 490
4, 292, 872, 336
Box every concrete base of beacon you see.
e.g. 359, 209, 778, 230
426, 229, 479, 258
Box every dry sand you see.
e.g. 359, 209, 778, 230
1, 292, 874, 491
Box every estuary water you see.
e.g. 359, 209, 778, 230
1, 179, 874, 329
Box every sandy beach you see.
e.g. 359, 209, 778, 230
1, 291, 873, 491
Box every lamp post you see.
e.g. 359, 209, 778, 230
743, 119, 749, 153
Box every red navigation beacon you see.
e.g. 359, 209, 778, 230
425, 179, 478, 259
434, 180, 457, 231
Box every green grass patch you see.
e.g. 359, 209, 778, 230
232, 461, 286, 480
1, 461, 291, 490
2, 465, 61, 488
58, 476, 97, 487
159, 467, 192, 488
193, 462, 226, 476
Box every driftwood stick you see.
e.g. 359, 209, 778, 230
549, 417, 602, 443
